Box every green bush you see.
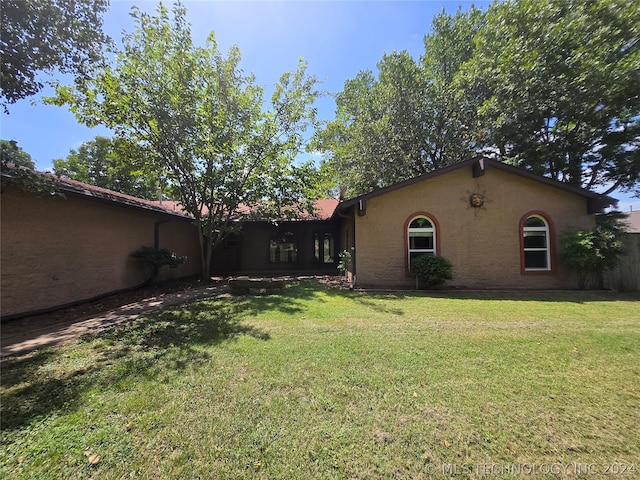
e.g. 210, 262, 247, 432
338, 250, 352, 274
131, 246, 187, 284
410, 255, 453, 289
560, 227, 624, 289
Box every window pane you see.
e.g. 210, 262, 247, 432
524, 250, 548, 269
314, 233, 320, 262
524, 216, 545, 228
270, 232, 297, 263
410, 233, 434, 250
410, 217, 433, 229
523, 231, 547, 248
323, 233, 334, 263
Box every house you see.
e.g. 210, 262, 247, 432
1, 175, 201, 319
333, 157, 615, 289
1, 156, 619, 319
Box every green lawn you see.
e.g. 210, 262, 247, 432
2, 282, 639, 479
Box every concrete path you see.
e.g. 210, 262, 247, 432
1, 284, 223, 358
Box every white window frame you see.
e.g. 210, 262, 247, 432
522, 215, 550, 271
407, 216, 436, 270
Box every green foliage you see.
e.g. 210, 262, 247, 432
53, 136, 165, 199
409, 254, 453, 289
337, 249, 352, 274
319, 0, 639, 199
313, 7, 484, 195
460, 0, 640, 196
1, 141, 60, 196
0, 140, 35, 169
560, 225, 625, 289
131, 246, 187, 283
49, 2, 322, 280
0, 0, 110, 109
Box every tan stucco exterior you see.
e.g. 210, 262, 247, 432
351, 164, 596, 289
1, 189, 201, 318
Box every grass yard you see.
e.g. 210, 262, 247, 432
1, 282, 639, 479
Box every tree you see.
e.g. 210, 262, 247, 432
314, 7, 484, 195
0, 140, 36, 169
314, 53, 431, 194
49, 2, 321, 280
53, 136, 164, 199
1, 0, 110, 110
460, 0, 640, 196
420, 7, 485, 170
1, 140, 60, 195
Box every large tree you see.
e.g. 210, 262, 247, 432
314, 7, 484, 195
0, 0, 110, 109
460, 0, 640, 196
53, 136, 164, 200
49, 2, 321, 280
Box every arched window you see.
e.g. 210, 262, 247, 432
407, 216, 436, 270
521, 214, 551, 271
270, 231, 297, 263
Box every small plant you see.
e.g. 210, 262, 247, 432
338, 249, 352, 274
410, 255, 453, 289
131, 246, 187, 284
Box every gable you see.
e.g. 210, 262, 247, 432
337, 157, 616, 217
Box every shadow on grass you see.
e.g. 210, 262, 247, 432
0, 296, 270, 434
2, 280, 637, 436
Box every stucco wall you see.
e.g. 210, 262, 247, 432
1, 189, 201, 318
353, 165, 596, 289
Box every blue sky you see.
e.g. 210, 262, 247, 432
2, 0, 638, 210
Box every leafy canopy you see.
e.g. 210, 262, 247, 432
317, 0, 639, 199
462, 0, 640, 195
53, 136, 165, 200
0, 0, 110, 110
49, 2, 322, 280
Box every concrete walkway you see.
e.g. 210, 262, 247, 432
1, 284, 223, 358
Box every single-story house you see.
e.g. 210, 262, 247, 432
1, 156, 617, 319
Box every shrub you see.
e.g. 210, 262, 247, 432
410, 255, 453, 289
131, 246, 187, 284
338, 250, 352, 274
560, 227, 624, 289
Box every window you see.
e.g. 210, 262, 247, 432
522, 215, 550, 271
270, 231, 297, 263
314, 232, 335, 264
407, 216, 436, 270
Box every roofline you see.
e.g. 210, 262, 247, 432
2, 170, 192, 219
57, 178, 193, 219
336, 156, 617, 215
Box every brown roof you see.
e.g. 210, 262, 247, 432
57, 177, 191, 218
57, 176, 339, 221
336, 156, 617, 215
